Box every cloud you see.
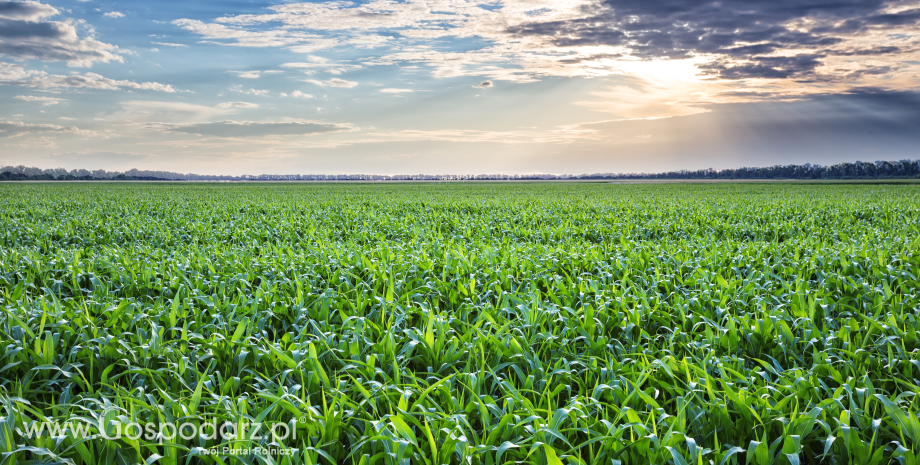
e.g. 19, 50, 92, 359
0, 119, 95, 137
700, 55, 827, 80
506, 0, 920, 81
351, 127, 594, 145
557, 53, 623, 64
288, 90, 312, 98
305, 78, 357, 88
0, 0, 58, 21
154, 120, 355, 137
281, 58, 362, 74
5, 135, 57, 148
175, 13, 392, 52
561, 89, 920, 168
380, 88, 413, 93
510, 1, 873, 55
472, 81, 493, 88
0, 1, 121, 66
151, 42, 186, 47
167, 1, 659, 82
172, 18, 308, 47
170, 0, 920, 101
282, 56, 326, 66
830, 46, 903, 56
230, 87, 269, 95
112, 101, 235, 123
216, 101, 259, 109
227, 69, 285, 79
103, 11, 124, 18
0, 72, 177, 92
232, 70, 261, 79
0, 60, 31, 80
15, 95, 64, 105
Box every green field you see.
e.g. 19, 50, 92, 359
2, 182, 920, 465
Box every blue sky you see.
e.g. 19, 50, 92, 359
1, 0, 919, 175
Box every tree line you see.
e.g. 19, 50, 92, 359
2, 159, 919, 182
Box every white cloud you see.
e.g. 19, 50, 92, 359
5, 135, 58, 148
232, 71, 261, 79
281, 59, 361, 74
0, 119, 97, 138
111, 101, 234, 123
305, 78, 357, 88
103, 11, 125, 18
171, 0, 599, 81
340, 126, 597, 146
380, 88, 413, 93
231, 87, 270, 95
0, 72, 177, 92
15, 95, 65, 105
289, 90, 312, 98
151, 42, 187, 47
150, 120, 357, 137
172, 18, 311, 47
216, 101, 259, 109
0, 61, 32, 80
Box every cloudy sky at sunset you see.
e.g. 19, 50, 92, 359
2, 0, 919, 174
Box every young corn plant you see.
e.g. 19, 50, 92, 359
0, 182, 919, 464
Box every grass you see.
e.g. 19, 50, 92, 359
1, 182, 919, 465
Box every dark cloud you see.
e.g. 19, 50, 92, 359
700, 54, 825, 80
162, 121, 355, 137
574, 89, 920, 168
0, 1, 120, 66
845, 65, 897, 79
0, 72, 176, 91
473, 81, 493, 88
713, 91, 785, 100
354, 11, 396, 19
829, 45, 903, 56
0, 0, 57, 21
0, 17, 72, 39
558, 52, 623, 64
866, 7, 920, 26
508, 0, 920, 79
719, 44, 782, 57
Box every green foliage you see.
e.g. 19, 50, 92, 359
0, 182, 919, 464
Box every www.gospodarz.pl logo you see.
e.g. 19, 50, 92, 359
19, 407, 298, 443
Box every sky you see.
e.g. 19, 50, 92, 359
1, 0, 919, 175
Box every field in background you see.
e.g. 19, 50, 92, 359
1, 182, 920, 464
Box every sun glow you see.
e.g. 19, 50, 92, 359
575, 57, 715, 119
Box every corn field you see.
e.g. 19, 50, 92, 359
1, 182, 920, 465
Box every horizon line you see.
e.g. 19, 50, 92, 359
3, 158, 920, 181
